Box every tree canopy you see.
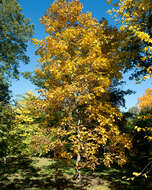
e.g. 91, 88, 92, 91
109, 0, 152, 80
0, 0, 34, 80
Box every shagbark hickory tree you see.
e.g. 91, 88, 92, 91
32, 0, 131, 177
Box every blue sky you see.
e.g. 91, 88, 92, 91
10, 0, 152, 110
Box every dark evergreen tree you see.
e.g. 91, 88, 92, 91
0, 0, 34, 79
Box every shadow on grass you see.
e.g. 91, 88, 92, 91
0, 157, 79, 190
91, 163, 152, 190
1, 157, 152, 190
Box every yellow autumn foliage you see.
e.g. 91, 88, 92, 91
109, 0, 152, 78
32, 0, 132, 170
138, 88, 152, 111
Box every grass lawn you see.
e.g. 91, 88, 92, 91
0, 156, 152, 190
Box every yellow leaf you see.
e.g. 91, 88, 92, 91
133, 172, 141, 177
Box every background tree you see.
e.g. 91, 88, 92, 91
138, 88, 152, 111
124, 89, 152, 177
109, 0, 152, 80
0, 76, 10, 105
0, 104, 15, 163
13, 91, 51, 156
0, 0, 34, 161
135, 88, 152, 142
32, 0, 132, 179
0, 0, 34, 105
128, 106, 139, 116
0, 0, 34, 80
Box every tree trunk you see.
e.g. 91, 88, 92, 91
3, 156, 6, 164
75, 122, 81, 181
76, 151, 81, 181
